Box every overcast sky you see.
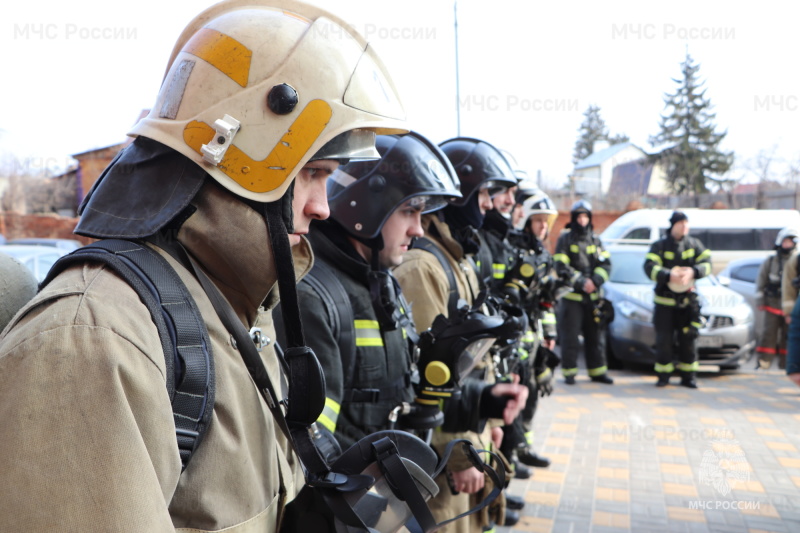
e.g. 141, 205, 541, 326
3, 0, 799, 188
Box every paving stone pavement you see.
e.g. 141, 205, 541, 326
495, 366, 800, 533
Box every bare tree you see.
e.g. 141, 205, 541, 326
0, 153, 77, 214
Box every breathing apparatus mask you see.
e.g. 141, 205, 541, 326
502, 250, 564, 314
501, 250, 541, 306
593, 297, 616, 328
283, 429, 506, 533
413, 292, 525, 402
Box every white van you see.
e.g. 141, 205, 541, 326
599, 208, 800, 274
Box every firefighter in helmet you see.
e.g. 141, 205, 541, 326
553, 200, 614, 385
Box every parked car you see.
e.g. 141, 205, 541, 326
603, 245, 755, 370
0, 244, 70, 282
716, 255, 767, 333
9, 238, 82, 251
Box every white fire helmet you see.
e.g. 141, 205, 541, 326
129, 0, 409, 203
515, 189, 558, 231
775, 227, 800, 248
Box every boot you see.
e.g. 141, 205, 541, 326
656, 373, 670, 387
504, 510, 520, 527
517, 447, 551, 468
506, 494, 525, 510
564, 375, 576, 385
512, 458, 532, 479
590, 373, 614, 384
680, 371, 698, 389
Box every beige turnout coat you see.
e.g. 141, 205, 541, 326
0, 184, 307, 532
393, 213, 500, 533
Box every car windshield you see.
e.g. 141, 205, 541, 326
609, 250, 714, 286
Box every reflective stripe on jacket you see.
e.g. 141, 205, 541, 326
299, 226, 414, 450
554, 227, 612, 303
643, 234, 711, 303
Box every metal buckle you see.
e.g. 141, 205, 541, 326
249, 327, 270, 351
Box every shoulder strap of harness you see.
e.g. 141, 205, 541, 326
412, 236, 459, 317
41, 239, 215, 471
473, 233, 494, 289
298, 259, 358, 401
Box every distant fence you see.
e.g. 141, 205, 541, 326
550, 189, 800, 211
2, 209, 624, 254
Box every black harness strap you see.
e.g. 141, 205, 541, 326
473, 232, 494, 289
156, 202, 334, 486
164, 241, 329, 480
42, 239, 215, 471
300, 259, 358, 401
412, 237, 460, 317
262, 203, 334, 482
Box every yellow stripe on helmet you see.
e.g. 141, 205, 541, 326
182, 28, 252, 88
183, 99, 333, 194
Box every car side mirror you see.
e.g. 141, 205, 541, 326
716, 275, 731, 287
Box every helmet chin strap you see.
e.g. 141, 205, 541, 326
368, 239, 404, 332
370, 243, 382, 271
279, 180, 296, 234
259, 201, 346, 485
262, 200, 304, 348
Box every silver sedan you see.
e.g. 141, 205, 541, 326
603, 245, 755, 370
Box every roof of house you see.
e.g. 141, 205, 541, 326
71, 141, 129, 159
608, 158, 652, 196
732, 181, 784, 194
574, 142, 644, 170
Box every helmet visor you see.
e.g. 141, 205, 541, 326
407, 194, 449, 214
344, 458, 439, 532
457, 337, 497, 382
482, 180, 509, 198
310, 129, 380, 162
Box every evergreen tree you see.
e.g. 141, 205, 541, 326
649, 53, 733, 194
572, 105, 629, 164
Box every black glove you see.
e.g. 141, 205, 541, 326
495, 302, 526, 346
516, 355, 533, 385
535, 367, 554, 397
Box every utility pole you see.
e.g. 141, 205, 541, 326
454, 0, 461, 136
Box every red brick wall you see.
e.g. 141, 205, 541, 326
0, 212, 93, 245
545, 210, 621, 252
1, 209, 625, 251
